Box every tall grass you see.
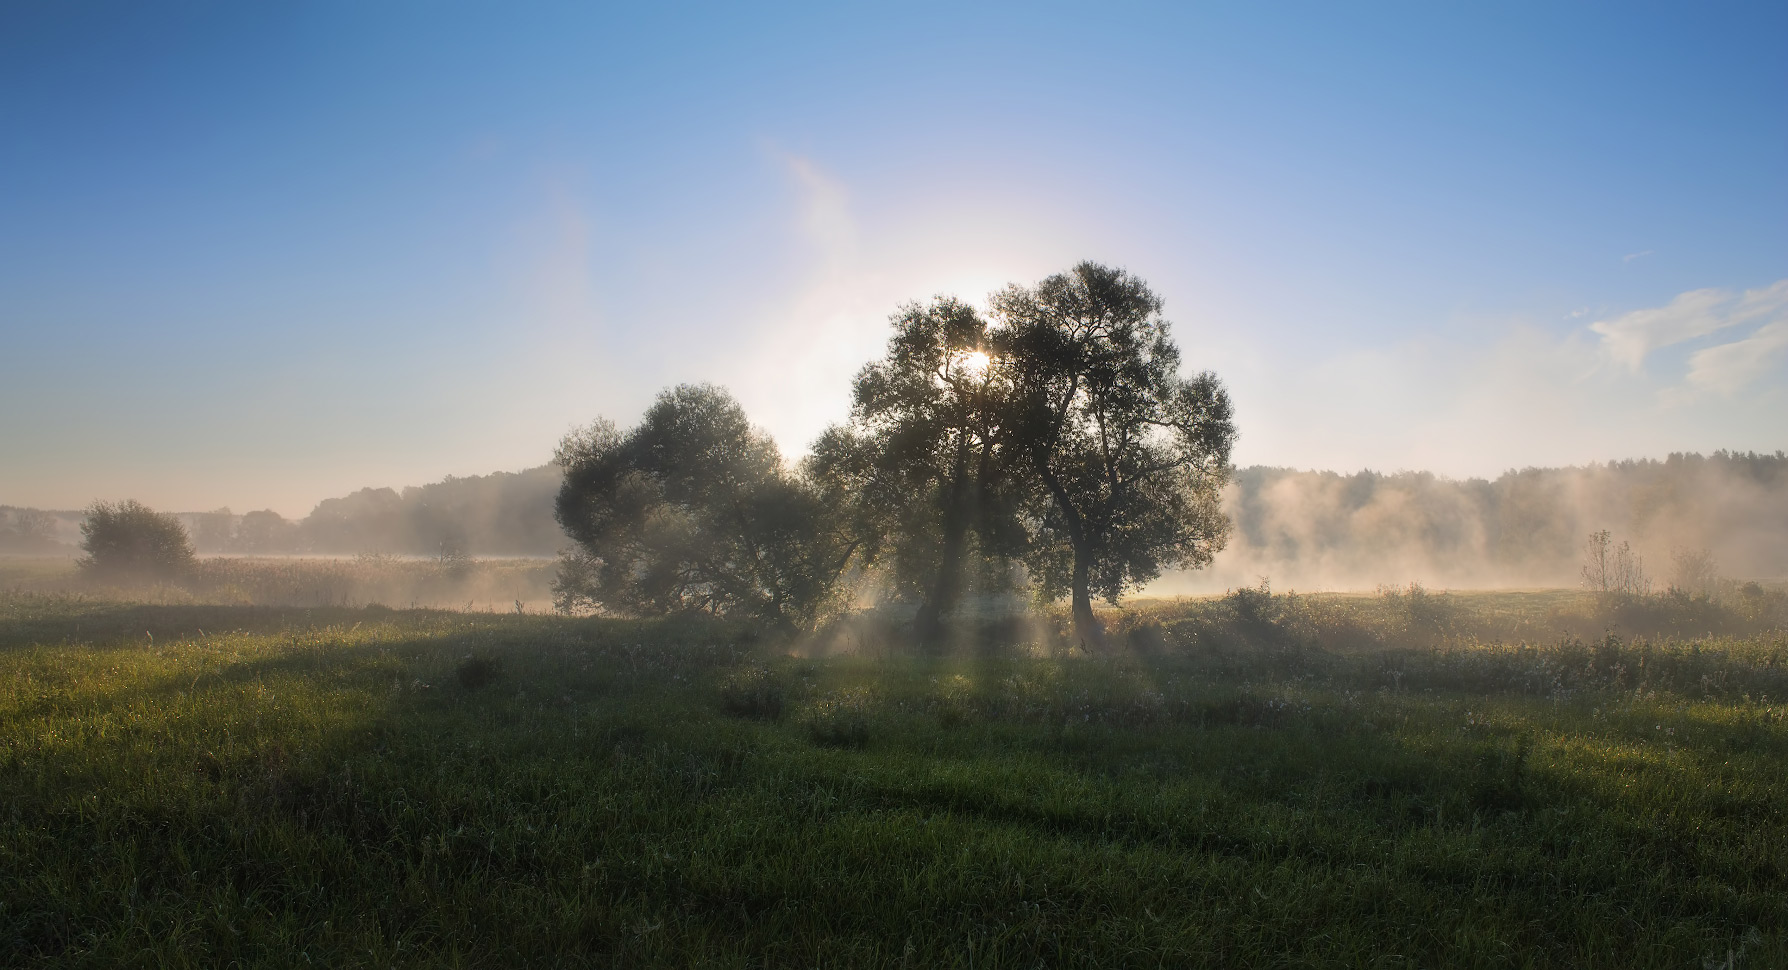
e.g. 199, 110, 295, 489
1, 588, 1783, 967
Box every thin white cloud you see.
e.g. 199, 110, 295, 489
1736, 277, 1788, 318
1589, 278, 1788, 371
1591, 287, 1736, 369
1684, 319, 1788, 395
779, 152, 856, 262
1227, 305, 1787, 481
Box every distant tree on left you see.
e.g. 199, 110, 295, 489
78, 500, 197, 580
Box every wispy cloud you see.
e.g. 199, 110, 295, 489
1227, 300, 1785, 480
780, 153, 856, 261
1684, 319, 1788, 396
1622, 249, 1653, 263
1589, 278, 1788, 372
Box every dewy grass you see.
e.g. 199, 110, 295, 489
1, 590, 1783, 967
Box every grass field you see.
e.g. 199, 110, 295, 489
2, 588, 1783, 967
0, 555, 556, 611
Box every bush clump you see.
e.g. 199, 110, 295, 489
77, 500, 196, 582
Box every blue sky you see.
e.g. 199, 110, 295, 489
2, 2, 1784, 516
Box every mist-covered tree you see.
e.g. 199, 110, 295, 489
553, 384, 858, 628
808, 298, 1025, 644
78, 500, 198, 580
234, 509, 299, 554
0, 507, 62, 553
993, 262, 1236, 646
189, 508, 236, 553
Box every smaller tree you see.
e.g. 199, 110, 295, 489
78, 500, 197, 581
553, 384, 858, 629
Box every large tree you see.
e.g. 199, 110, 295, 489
993, 262, 1236, 646
553, 384, 856, 628
809, 298, 1023, 645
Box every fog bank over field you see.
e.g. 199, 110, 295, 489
1156, 451, 1788, 594
7, 451, 1783, 594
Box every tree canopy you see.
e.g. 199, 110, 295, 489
808, 297, 1025, 645
552, 263, 1234, 645
992, 262, 1236, 644
553, 384, 858, 628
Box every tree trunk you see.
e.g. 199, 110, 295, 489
1069, 551, 1104, 651
1035, 459, 1104, 650
915, 446, 973, 649
914, 518, 967, 649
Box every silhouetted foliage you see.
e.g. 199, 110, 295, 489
553, 384, 857, 628
78, 500, 197, 581
993, 262, 1236, 645
810, 298, 1025, 645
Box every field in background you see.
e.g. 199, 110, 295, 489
0, 555, 556, 612
2, 587, 1783, 967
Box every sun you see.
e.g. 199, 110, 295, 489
958, 350, 992, 376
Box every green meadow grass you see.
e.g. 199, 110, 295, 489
2, 591, 1783, 967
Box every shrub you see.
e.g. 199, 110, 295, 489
1227, 579, 1277, 626
77, 500, 197, 581
1377, 581, 1459, 638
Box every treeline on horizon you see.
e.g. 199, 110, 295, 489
1, 466, 564, 559
6, 451, 1784, 587
1190, 448, 1788, 593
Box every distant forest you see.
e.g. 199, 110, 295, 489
0, 466, 564, 559
5, 451, 1784, 589
1186, 450, 1788, 592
